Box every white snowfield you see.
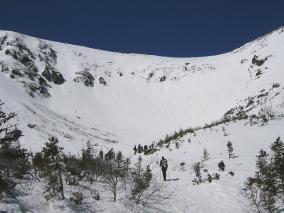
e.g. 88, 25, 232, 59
0, 27, 284, 212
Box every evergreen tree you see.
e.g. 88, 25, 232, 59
97, 150, 104, 176
81, 141, 96, 183
64, 154, 82, 185
226, 141, 234, 159
243, 148, 279, 212
256, 149, 278, 212
105, 148, 115, 162
270, 137, 284, 200
102, 149, 128, 201
34, 136, 65, 200
202, 148, 209, 161
218, 160, 225, 171
0, 100, 31, 199
192, 162, 202, 184
131, 156, 153, 204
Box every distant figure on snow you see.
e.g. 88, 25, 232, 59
133, 145, 137, 155
160, 156, 168, 181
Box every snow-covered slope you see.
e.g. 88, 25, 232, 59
0, 27, 284, 212
0, 27, 284, 152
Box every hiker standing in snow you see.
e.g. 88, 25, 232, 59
160, 156, 168, 181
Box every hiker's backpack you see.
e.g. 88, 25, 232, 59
161, 159, 168, 169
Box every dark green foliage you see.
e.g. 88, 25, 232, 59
70, 192, 83, 205
64, 154, 82, 185
218, 161, 225, 171
0, 100, 31, 199
213, 173, 220, 180
192, 162, 202, 185
33, 152, 46, 177
207, 174, 213, 183
227, 141, 234, 159
155, 111, 248, 151
33, 136, 65, 200
202, 148, 209, 161
157, 128, 195, 148
81, 141, 97, 183
271, 83, 280, 88
102, 149, 129, 201
243, 138, 284, 212
270, 137, 284, 200
130, 156, 153, 204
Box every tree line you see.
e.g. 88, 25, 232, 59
0, 100, 168, 206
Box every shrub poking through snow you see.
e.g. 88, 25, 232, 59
192, 162, 203, 185
218, 160, 225, 171
180, 162, 186, 171
258, 105, 276, 123
227, 141, 234, 159
207, 174, 213, 183
202, 148, 209, 162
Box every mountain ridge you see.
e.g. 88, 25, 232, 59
1, 27, 284, 213
0, 27, 284, 151
1, 25, 283, 58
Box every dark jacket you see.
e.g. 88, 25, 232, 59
160, 158, 168, 170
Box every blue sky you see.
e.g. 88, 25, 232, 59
1, 0, 283, 57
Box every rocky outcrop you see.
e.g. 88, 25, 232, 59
73, 69, 94, 87
252, 55, 267, 66
99, 77, 107, 86
0, 33, 66, 97
42, 64, 65, 85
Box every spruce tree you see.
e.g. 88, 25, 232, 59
34, 136, 65, 200
0, 100, 31, 199
202, 148, 209, 161
64, 154, 82, 185
192, 162, 202, 184
218, 160, 225, 171
102, 149, 128, 201
226, 141, 234, 159
81, 141, 96, 182
270, 137, 284, 200
256, 149, 278, 212
244, 148, 279, 212
131, 156, 153, 204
